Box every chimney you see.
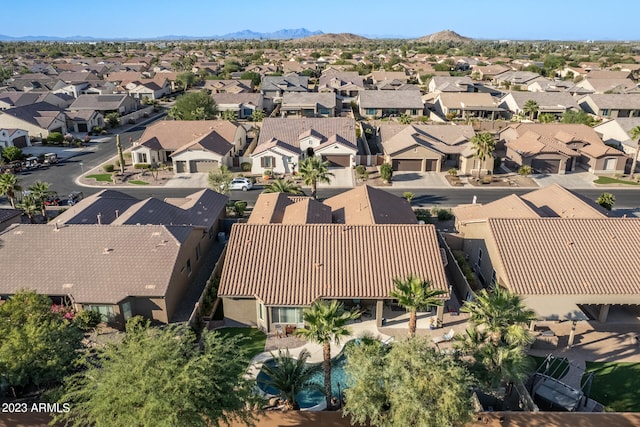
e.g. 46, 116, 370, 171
97, 213, 102, 225
115, 209, 119, 218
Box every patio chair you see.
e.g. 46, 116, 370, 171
275, 324, 284, 338
432, 329, 455, 345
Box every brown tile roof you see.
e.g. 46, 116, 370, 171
489, 218, 640, 296
505, 130, 578, 157
0, 224, 194, 304
380, 124, 475, 156
324, 185, 418, 224
247, 193, 296, 224
218, 224, 448, 305
281, 198, 332, 224
137, 120, 239, 151
453, 194, 540, 224
256, 117, 357, 150
504, 123, 604, 146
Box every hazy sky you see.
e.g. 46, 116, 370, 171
4, 0, 639, 41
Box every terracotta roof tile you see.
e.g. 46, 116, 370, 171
324, 185, 417, 224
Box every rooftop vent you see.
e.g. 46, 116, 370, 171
103, 248, 114, 254
145, 284, 156, 290
62, 283, 74, 289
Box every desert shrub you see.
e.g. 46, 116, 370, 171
134, 163, 150, 170
448, 168, 458, 177
437, 208, 454, 221
240, 162, 252, 172
48, 132, 64, 144
380, 163, 393, 181
103, 164, 115, 172
414, 208, 432, 223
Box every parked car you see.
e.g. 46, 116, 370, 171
24, 157, 40, 169
67, 191, 84, 206
43, 153, 58, 166
44, 193, 61, 206
226, 177, 253, 191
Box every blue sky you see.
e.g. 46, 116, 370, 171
4, 0, 639, 41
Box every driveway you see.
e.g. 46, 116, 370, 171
318, 167, 354, 188
390, 172, 448, 189
532, 171, 596, 189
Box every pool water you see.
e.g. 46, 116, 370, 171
256, 353, 349, 409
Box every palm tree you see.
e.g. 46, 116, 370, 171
0, 172, 21, 208
596, 192, 615, 211
260, 349, 323, 410
16, 193, 39, 223
263, 179, 303, 195
28, 181, 52, 218
469, 132, 497, 178
390, 276, 446, 338
298, 157, 334, 200
220, 110, 238, 121
398, 113, 413, 124
629, 126, 640, 180
523, 100, 539, 121
295, 300, 360, 409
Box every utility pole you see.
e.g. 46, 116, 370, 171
116, 134, 125, 175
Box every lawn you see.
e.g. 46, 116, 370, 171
216, 327, 266, 360
594, 176, 639, 185
128, 180, 149, 185
584, 361, 640, 412
86, 173, 113, 182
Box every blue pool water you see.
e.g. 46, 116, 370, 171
256, 353, 348, 409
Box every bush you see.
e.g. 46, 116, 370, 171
518, 165, 533, 176
74, 310, 102, 331
437, 208, 454, 221
453, 250, 479, 289
48, 132, 64, 144
482, 175, 493, 184
134, 163, 150, 170
448, 168, 458, 177
414, 208, 432, 223
103, 164, 115, 172
240, 162, 252, 172
380, 163, 393, 182
355, 165, 366, 176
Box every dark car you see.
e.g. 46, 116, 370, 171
44, 193, 61, 206
67, 191, 84, 206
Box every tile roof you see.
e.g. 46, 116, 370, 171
0, 224, 193, 304
281, 92, 336, 109
489, 218, 640, 296
256, 117, 357, 150
137, 120, 240, 151
504, 91, 578, 110
281, 198, 333, 224
211, 93, 263, 106
324, 185, 417, 225
218, 224, 448, 305
505, 130, 579, 157
380, 124, 475, 155
69, 94, 132, 110
581, 94, 640, 110
437, 92, 501, 109
358, 90, 424, 109
0, 102, 63, 128
248, 193, 308, 224
504, 123, 604, 146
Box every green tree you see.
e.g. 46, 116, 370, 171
260, 349, 323, 410
263, 178, 303, 195
298, 157, 334, 199
379, 162, 393, 182
470, 132, 497, 178
27, 180, 52, 218
596, 192, 616, 210
207, 165, 233, 194
0, 172, 21, 208
233, 200, 248, 217
251, 109, 266, 122
561, 110, 595, 126
523, 99, 539, 120
169, 91, 218, 120
240, 71, 261, 87
54, 321, 257, 427
1, 145, 22, 162
538, 112, 556, 123
176, 71, 197, 91
343, 337, 474, 427
105, 112, 120, 128
220, 110, 238, 121
629, 126, 640, 179
0, 291, 83, 396
295, 300, 359, 409
457, 286, 536, 387
390, 276, 446, 338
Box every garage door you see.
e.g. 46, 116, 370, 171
12, 136, 28, 148
425, 159, 438, 171
191, 160, 218, 173
392, 159, 422, 171
322, 155, 351, 167
176, 161, 186, 173
531, 159, 560, 174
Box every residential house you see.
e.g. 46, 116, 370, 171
65, 110, 104, 133
203, 79, 253, 94
378, 124, 484, 174
280, 92, 336, 118
527, 79, 591, 95
578, 94, 640, 119
358, 90, 424, 119
433, 92, 504, 120
0, 92, 71, 110
251, 117, 357, 174
132, 120, 246, 173
317, 71, 364, 112
575, 76, 638, 94
261, 73, 309, 112
499, 91, 579, 120
218, 188, 446, 333
211, 93, 264, 120
69, 94, 140, 117
500, 123, 627, 174
0, 102, 67, 137
472, 64, 511, 81
368, 71, 409, 86
492, 70, 545, 89
125, 78, 172, 100
427, 76, 476, 94
0, 128, 30, 148
594, 117, 640, 174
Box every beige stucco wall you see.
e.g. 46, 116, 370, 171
222, 297, 258, 327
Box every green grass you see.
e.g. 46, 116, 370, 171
128, 180, 149, 185
584, 361, 640, 412
594, 176, 639, 185
216, 327, 266, 360
86, 173, 113, 182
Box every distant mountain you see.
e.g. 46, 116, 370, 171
289, 33, 371, 44
0, 28, 323, 42
413, 30, 472, 43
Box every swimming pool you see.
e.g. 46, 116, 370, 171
256, 351, 349, 409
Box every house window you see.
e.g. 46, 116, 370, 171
260, 156, 275, 168
186, 259, 192, 276
285, 156, 293, 164
601, 109, 609, 117
366, 108, 377, 115
272, 307, 303, 324
195, 244, 201, 261
83, 305, 115, 323
138, 152, 148, 163
477, 248, 483, 268
259, 303, 264, 321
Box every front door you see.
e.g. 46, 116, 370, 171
122, 301, 133, 322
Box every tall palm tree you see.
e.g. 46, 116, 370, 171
629, 126, 640, 180
0, 172, 21, 208
390, 276, 446, 338
298, 157, 334, 200
295, 300, 360, 409
263, 179, 303, 195
28, 181, 52, 218
523, 100, 539, 121
469, 132, 497, 178
16, 193, 39, 223
260, 349, 323, 410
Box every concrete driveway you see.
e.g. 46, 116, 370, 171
390, 172, 448, 188
532, 171, 596, 189
318, 167, 354, 188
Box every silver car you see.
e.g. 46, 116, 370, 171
227, 177, 253, 191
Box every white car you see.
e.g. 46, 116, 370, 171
226, 177, 253, 191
